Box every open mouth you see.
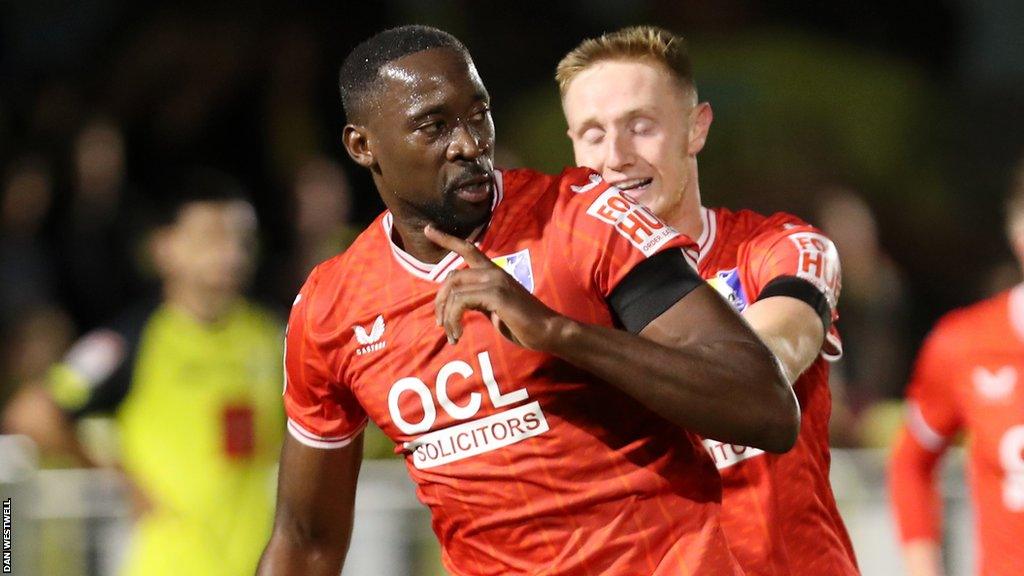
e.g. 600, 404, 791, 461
611, 177, 653, 201
452, 174, 494, 204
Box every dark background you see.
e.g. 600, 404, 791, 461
2, 0, 1023, 414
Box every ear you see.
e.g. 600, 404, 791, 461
343, 124, 375, 169
686, 102, 714, 156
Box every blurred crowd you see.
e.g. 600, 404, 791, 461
1, 0, 1023, 457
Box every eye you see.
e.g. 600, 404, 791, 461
582, 127, 604, 145
470, 105, 491, 122
417, 120, 445, 136
630, 118, 655, 136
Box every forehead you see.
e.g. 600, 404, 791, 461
563, 59, 687, 124
376, 48, 487, 116
177, 200, 257, 232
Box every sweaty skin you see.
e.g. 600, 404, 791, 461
258, 46, 795, 576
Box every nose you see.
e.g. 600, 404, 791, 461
446, 120, 489, 162
605, 129, 634, 173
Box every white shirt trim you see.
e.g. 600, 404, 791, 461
381, 170, 505, 283
905, 401, 947, 453
822, 331, 844, 362
287, 417, 367, 450
697, 206, 717, 265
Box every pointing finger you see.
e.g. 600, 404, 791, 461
424, 224, 492, 268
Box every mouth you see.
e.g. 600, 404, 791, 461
451, 173, 494, 204
610, 177, 653, 201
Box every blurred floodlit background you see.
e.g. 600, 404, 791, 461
0, 1, 1022, 574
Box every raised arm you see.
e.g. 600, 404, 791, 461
426, 225, 796, 453
257, 433, 364, 576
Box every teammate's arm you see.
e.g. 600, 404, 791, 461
427, 225, 797, 453
257, 433, 363, 576
741, 295, 824, 385
889, 428, 948, 576
888, 326, 961, 576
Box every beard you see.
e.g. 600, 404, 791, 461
416, 172, 494, 238
419, 190, 491, 237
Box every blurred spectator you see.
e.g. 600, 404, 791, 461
58, 117, 148, 330
888, 157, 1024, 576
291, 154, 359, 281
0, 306, 75, 421
0, 156, 58, 326
817, 187, 911, 410
2, 171, 284, 576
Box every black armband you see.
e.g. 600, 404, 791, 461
608, 249, 704, 333
756, 275, 832, 332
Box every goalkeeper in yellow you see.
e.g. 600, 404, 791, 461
4, 171, 284, 575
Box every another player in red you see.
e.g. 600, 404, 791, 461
889, 167, 1024, 576
559, 26, 858, 576
258, 26, 800, 576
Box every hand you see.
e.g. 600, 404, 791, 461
424, 225, 567, 350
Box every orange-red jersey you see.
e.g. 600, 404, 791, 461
695, 207, 858, 576
890, 286, 1024, 576
283, 168, 742, 576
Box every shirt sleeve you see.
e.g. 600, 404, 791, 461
550, 168, 698, 299
47, 328, 133, 419
888, 321, 962, 543
739, 220, 843, 358
283, 267, 368, 449
902, 322, 963, 450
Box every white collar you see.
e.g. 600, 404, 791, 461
695, 206, 717, 265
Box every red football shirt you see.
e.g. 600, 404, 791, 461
890, 286, 1024, 576
284, 168, 742, 576
695, 207, 858, 576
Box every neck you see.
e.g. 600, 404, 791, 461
164, 283, 234, 325
390, 214, 452, 264
662, 162, 705, 242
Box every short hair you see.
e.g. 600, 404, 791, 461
153, 168, 252, 228
556, 26, 695, 98
1006, 156, 1024, 241
339, 25, 470, 123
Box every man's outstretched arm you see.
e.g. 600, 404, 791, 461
257, 433, 364, 575
426, 226, 797, 453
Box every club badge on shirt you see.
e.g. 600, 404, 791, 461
492, 249, 535, 293
708, 268, 749, 313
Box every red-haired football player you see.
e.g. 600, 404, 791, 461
559, 26, 857, 576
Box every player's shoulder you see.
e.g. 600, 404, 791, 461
52, 299, 160, 400
230, 298, 284, 336
496, 166, 607, 212
927, 290, 1012, 348
747, 209, 819, 241
499, 166, 598, 194
709, 206, 803, 240
721, 208, 834, 260
293, 217, 388, 328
